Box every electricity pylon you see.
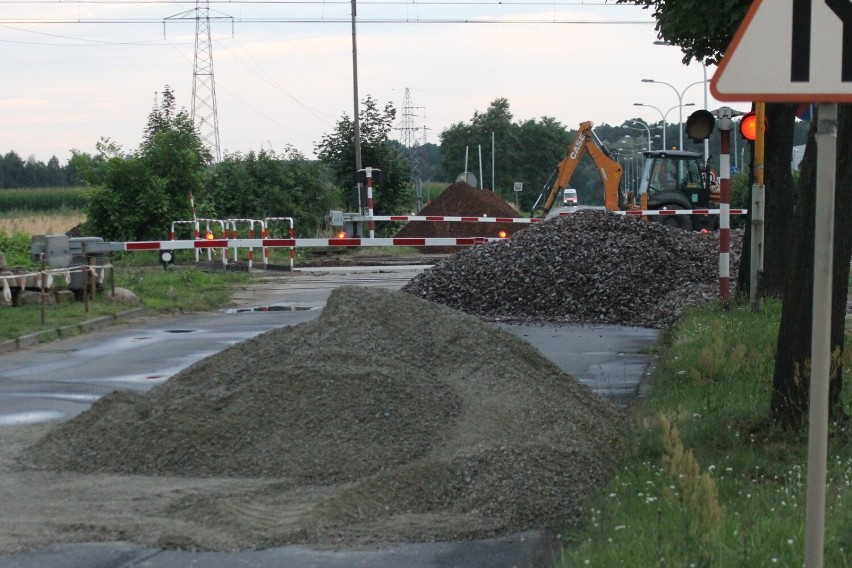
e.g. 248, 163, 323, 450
166, 1, 227, 162
191, 0, 220, 162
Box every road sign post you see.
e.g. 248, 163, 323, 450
712, 1, 850, 566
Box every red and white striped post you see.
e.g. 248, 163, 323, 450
365, 166, 375, 239
717, 107, 733, 309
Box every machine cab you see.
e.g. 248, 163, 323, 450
637, 150, 707, 209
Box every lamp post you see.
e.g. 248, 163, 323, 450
641, 77, 708, 150
633, 102, 695, 150
621, 121, 652, 151
653, 40, 710, 160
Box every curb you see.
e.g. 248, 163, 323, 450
0, 307, 147, 355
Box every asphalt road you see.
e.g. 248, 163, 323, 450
0, 264, 660, 568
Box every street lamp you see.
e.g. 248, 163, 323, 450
653, 40, 710, 160
621, 121, 652, 151
641, 77, 708, 150
633, 102, 695, 150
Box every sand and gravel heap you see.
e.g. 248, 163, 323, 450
26, 286, 626, 544
395, 181, 525, 252
403, 209, 742, 329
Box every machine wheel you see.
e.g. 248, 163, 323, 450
658, 212, 692, 231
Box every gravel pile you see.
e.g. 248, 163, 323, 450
395, 182, 525, 252
403, 209, 742, 329
26, 286, 626, 545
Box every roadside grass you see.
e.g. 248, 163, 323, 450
555, 299, 852, 568
0, 264, 252, 340
114, 265, 252, 312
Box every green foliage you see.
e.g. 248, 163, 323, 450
557, 300, 851, 567
441, 99, 577, 211
206, 147, 342, 237
83, 86, 211, 241
0, 229, 31, 266
85, 155, 171, 241
0, 187, 87, 211
0, 151, 84, 189
615, 0, 752, 65
315, 95, 412, 223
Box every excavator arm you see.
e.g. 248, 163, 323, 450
536, 121, 624, 218
584, 137, 623, 211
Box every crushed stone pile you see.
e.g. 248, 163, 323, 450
26, 286, 626, 545
403, 209, 742, 329
395, 182, 525, 253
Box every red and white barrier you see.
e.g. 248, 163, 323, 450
264, 217, 295, 271
125, 236, 495, 253
369, 209, 747, 224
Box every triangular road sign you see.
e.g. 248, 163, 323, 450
711, 0, 852, 102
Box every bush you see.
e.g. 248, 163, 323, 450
0, 229, 32, 266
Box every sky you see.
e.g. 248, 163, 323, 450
0, 1, 733, 165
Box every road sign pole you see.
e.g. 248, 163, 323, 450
750, 102, 766, 312
805, 102, 837, 568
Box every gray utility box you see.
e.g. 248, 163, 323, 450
31, 235, 111, 290
30, 234, 72, 267
328, 210, 366, 238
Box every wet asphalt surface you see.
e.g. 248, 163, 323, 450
0, 265, 660, 568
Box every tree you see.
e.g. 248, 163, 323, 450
315, 95, 411, 222
438, 99, 576, 211
206, 146, 342, 237
439, 98, 520, 193
619, 0, 849, 428
85, 86, 211, 241
771, 106, 852, 427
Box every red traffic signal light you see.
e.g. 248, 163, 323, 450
740, 112, 767, 141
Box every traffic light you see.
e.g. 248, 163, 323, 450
739, 112, 767, 141
685, 109, 716, 142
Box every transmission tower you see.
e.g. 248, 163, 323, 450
190, 1, 221, 162
399, 88, 423, 149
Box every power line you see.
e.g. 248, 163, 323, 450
0, 1, 626, 6
0, 17, 652, 24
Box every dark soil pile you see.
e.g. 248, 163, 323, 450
395, 182, 527, 253
403, 209, 743, 329
26, 286, 626, 545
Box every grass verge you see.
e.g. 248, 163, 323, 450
0, 264, 251, 340
555, 299, 851, 567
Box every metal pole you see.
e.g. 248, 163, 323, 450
703, 64, 710, 161
350, 0, 362, 212
717, 107, 732, 309
491, 131, 495, 192
804, 102, 837, 568
750, 102, 766, 312
365, 167, 375, 239
478, 144, 483, 190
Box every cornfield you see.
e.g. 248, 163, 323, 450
0, 187, 87, 237
0, 187, 87, 211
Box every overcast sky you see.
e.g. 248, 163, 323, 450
1, 1, 731, 164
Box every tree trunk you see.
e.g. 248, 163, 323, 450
737, 103, 797, 298
771, 105, 851, 429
